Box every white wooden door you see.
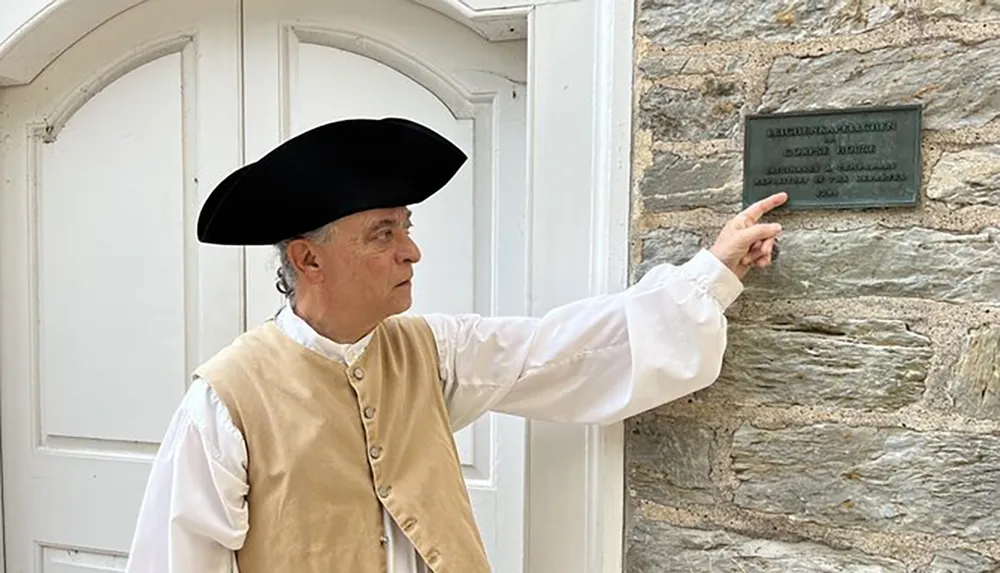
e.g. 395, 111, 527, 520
0, 0, 245, 570
240, 0, 529, 570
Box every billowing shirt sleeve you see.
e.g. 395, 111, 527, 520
124, 378, 249, 573
426, 249, 743, 430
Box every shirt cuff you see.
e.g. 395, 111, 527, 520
680, 249, 744, 309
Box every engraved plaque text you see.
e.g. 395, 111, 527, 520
743, 105, 922, 210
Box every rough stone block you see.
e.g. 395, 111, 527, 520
762, 41, 1000, 131
638, 54, 748, 79
702, 316, 931, 410
731, 424, 1000, 540
928, 146, 1000, 207
947, 325, 1000, 420
925, 549, 999, 573
634, 228, 705, 279
918, 0, 1000, 22
637, 55, 689, 78
636, 0, 904, 45
638, 78, 743, 142
744, 226, 1000, 305
626, 519, 907, 573
626, 413, 716, 506
639, 150, 742, 213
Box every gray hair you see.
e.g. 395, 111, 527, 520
274, 223, 334, 300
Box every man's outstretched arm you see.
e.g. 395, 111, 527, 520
429, 193, 786, 428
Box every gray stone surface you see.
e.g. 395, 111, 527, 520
702, 316, 931, 410
626, 413, 716, 506
918, 0, 1000, 22
928, 146, 1000, 206
639, 150, 742, 212
627, 0, 1000, 570
731, 424, 1000, 540
626, 519, 907, 573
635, 228, 705, 278
743, 226, 1000, 305
947, 326, 1000, 420
637, 55, 689, 79
925, 549, 999, 573
762, 41, 1000, 131
638, 54, 748, 79
636, 0, 905, 45
638, 79, 743, 141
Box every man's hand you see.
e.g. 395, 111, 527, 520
709, 192, 787, 280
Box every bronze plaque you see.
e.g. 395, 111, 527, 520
743, 104, 922, 210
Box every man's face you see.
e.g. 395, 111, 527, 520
320, 206, 420, 318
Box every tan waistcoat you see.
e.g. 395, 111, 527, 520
194, 316, 491, 573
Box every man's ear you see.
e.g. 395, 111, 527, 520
286, 239, 322, 284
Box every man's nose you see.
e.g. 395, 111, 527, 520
399, 234, 421, 264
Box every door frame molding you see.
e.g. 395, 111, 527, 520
0, 0, 636, 571
521, 1, 633, 571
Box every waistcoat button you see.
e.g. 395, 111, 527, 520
363, 406, 376, 419
378, 485, 392, 498
352, 367, 365, 381
369, 446, 383, 459
380, 534, 388, 546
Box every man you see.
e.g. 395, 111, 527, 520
124, 117, 785, 573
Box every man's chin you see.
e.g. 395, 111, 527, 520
387, 293, 413, 316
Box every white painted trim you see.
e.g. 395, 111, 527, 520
521, 0, 632, 571
0, 0, 636, 571
0, 0, 146, 85
592, 0, 634, 570
42, 33, 193, 142
286, 25, 486, 119
412, 0, 531, 41
0, 0, 530, 85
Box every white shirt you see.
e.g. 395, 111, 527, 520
123, 249, 743, 573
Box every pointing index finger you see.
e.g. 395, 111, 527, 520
742, 192, 788, 223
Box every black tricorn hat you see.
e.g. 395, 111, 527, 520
196, 117, 467, 245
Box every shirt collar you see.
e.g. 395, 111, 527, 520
274, 304, 374, 365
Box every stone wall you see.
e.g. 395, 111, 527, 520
625, 2, 1000, 572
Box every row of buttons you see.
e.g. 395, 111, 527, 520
351, 364, 441, 565
352, 368, 392, 507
